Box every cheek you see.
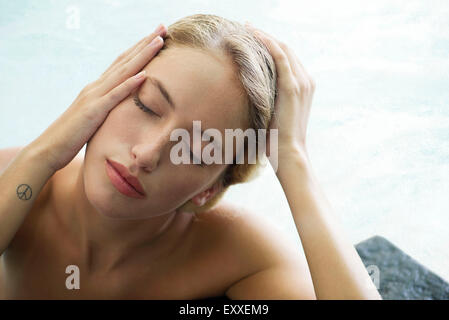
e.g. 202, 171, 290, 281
158, 168, 208, 205
107, 101, 143, 138
93, 98, 154, 148
88, 100, 132, 140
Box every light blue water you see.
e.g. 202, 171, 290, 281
1, 0, 448, 282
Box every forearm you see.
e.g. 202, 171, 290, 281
0, 144, 55, 255
276, 148, 382, 300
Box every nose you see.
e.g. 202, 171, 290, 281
130, 129, 172, 173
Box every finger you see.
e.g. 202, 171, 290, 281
101, 36, 148, 77
115, 28, 166, 71
102, 24, 167, 78
251, 29, 297, 93
249, 27, 300, 76
279, 44, 310, 89
293, 55, 316, 91
251, 27, 314, 94
104, 25, 167, 78
253, 28, 314, 88
100, 70, 147, 111
98, 35, 164, 96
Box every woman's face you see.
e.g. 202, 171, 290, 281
83, 46, 249, 219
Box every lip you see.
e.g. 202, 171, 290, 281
105, 159, 146, 199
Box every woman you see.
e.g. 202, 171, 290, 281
0, 14, 381, 299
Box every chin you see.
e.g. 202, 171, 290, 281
81, 162, 133, 219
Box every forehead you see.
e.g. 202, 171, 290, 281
142, 46, 249, 131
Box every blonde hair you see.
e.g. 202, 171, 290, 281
158, 14, 277, 213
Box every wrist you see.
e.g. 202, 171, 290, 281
23, 141, 57, 176
282, 143, 309, 161
272, 144, 310, 174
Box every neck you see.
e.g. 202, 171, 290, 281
65, 159, 190, 273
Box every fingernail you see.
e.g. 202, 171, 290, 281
148, 36, 163, 47
155, 23, 164, 34
134, 70, 146, 80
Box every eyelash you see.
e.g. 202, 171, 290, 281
133, 95, 205, 168
133, 96, 160, 117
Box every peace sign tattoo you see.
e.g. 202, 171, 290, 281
16, 183, 32, 201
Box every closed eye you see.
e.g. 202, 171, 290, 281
134, 93, 205, 168
133, 94, 160, 118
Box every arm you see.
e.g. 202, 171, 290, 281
0, 145, 55, 255
244, 23, 381, 299
0, 24, 167, 256
277, 148, 381, 299
223, 152, 381, 300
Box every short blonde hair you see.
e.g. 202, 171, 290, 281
158, 14, 277, 213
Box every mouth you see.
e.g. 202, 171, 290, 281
105, 159, 147, 199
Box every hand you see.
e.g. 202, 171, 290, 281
29, 24, 167, 173
245, 23, 315, 165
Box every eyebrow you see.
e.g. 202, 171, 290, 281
147, 76, 176, 110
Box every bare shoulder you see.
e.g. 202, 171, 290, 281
196, 201, 316, 299
194, 201, 309, 276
